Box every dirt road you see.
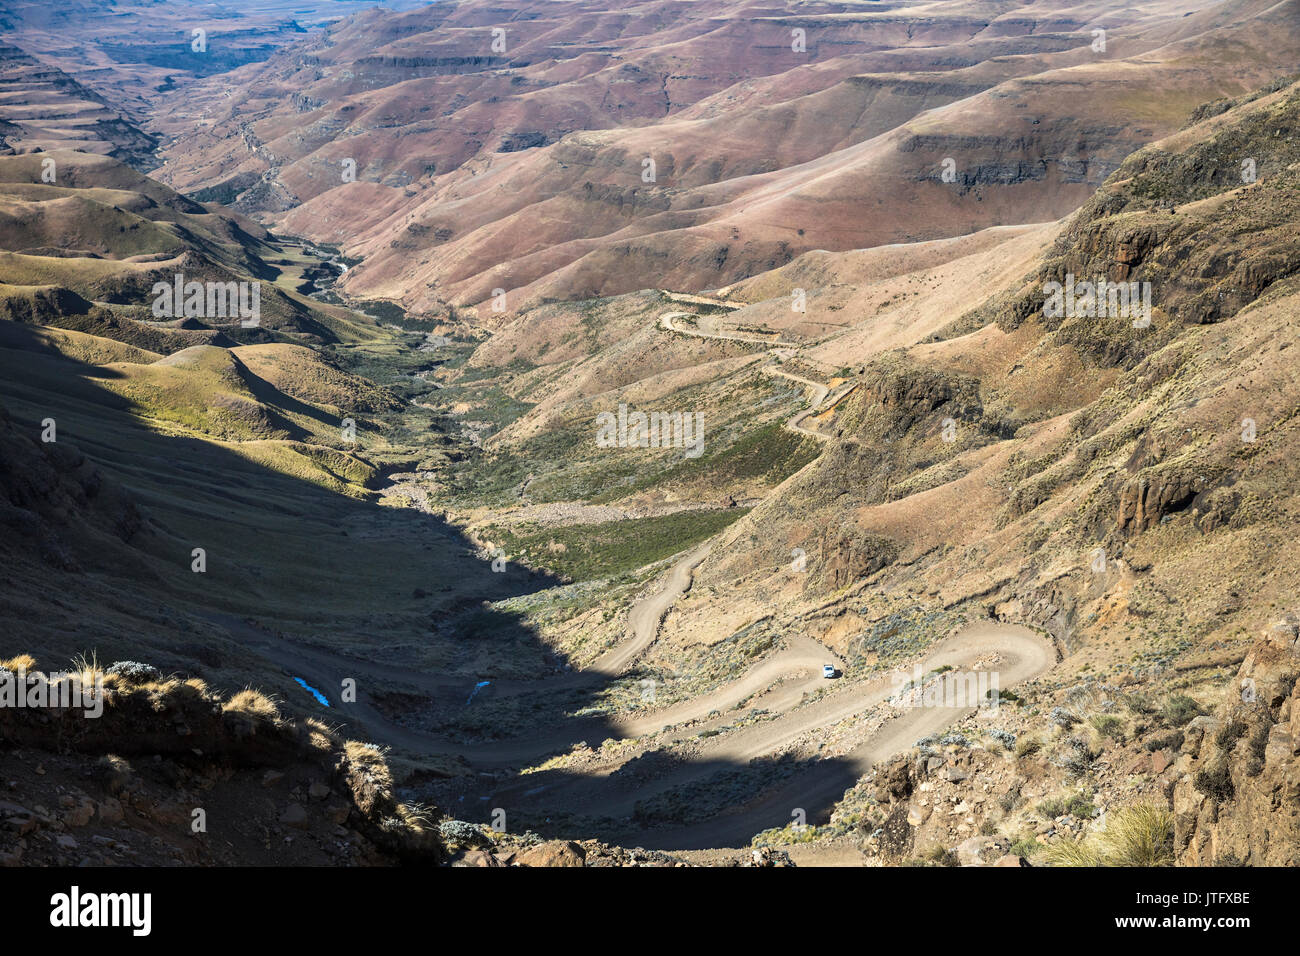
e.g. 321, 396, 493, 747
658, 296, 857, 440
231, 570, 1053, 848
762, 367, 859, 441
626, 622, 1054, 849
592, 542, 711, 676
221, 286, 1056, 848
659, 311, 801, 347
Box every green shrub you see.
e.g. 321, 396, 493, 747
1161, 694, 1204, 727
1066, 793, 1097, 819
1009, 837, 1043, 859
1245, 723, 1271, 777
1215, 719, 1248, 749
1144, 731, 1183, 752
921, 844, 959, 867
1090, 714, 1125, 740
1036, 797, 1067, 819
1194, 761, 1235, 802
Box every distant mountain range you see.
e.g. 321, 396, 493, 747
149, 0, 1300, 317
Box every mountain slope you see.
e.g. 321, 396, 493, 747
153, 0, 1300, 317
396, 75, 1300, 856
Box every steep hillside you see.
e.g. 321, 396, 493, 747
0, 44, 157, 168
388, 75, 1300, 859
152, 0, 1300, 315
0, 0, 429, 120
672, 76, 1300, 675
3, 2, 1299, 871
0, 148, 535, 865
0, 150, 380, 345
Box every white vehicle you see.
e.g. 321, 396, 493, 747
822, 664, 837, 679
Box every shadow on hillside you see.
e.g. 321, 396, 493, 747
0, 323, 577, 698
444, 749, 864, 851
0, 320, 852, 850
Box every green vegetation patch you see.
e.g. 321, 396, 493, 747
591, 421, 820, 503
481, 508, 750, 582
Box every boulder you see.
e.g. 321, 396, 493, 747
279, 804, 310, 830
454, 849, 503, 867
515, 840, 585, 867
96, 798, 123, 825
0, 802, 37, 835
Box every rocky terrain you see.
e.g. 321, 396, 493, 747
151, 0, 1300, 315
389, 70, 1300, 864
0, 656, 438, 866
1, 0, 1298, 869
1, 0, 428, 120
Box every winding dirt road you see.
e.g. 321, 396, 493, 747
762, 367, 859, 441
659, 311, 802, 348
228, 552, 1054, 849
219, 289, 1057, 850
483, 620, 1053, 849
594, 542, 711, 676
628, 622, 1054, 849
657, 294, 858, 441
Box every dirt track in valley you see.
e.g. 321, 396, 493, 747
223, 292, 1057, 850
658, 296, 857, 440
227, 563, 1054, 849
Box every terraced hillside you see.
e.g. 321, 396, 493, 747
0, 44, 157, 168
152, 0, 1300, 316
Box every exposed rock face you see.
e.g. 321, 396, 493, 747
1173, 620, 1300, 866
1117, 470, 1204, 534
872, 753, 916, 806
819, 527, 898, 590
1011, 81, 1300, 345
0, 671, 442, 866
849, 361, 984, 441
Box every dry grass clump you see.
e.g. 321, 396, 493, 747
221, 687, 283, 736
340, 740, 443, 861
96, 754, 135, 794
301, 716, 341, 753
1014, 734, 1042, 758
1043, 804, 1174, 867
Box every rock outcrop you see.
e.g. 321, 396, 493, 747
1173, 620, 1300, 865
